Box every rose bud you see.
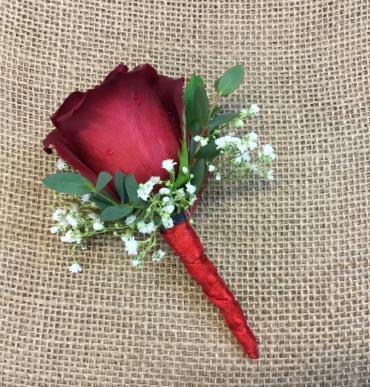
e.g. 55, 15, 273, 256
43, 64, 184, 192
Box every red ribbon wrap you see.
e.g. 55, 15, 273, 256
161, 219, 259, 359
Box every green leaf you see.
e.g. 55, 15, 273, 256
208, 112, 238, 129
173, 138, 189, 189
215, 65, 244, 96
125, 174, 140, 203
184, 75, 205, 135
90, 194, 113, 210
95, 171, 112, 193
191, 159, 206, 193
42, 173, 92, 195
194, 140, 220, 161
100, 204, 133, 222
114, 171, 127, 202
194, 84, 209, 128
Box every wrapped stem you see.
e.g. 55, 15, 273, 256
161, 215, 258, 359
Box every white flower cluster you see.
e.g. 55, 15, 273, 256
50, 207, 105, 244
214, 128, 275, 180
118, 159, 198, 268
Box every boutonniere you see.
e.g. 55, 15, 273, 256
42, 63, 275, 358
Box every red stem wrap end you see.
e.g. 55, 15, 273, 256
161, 219, 259, 359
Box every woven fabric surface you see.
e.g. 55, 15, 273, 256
0, 0, 369, 385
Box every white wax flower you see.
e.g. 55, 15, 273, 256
81, 193, 90, 203
131, 259, 141, 267
56, 158, 66, 171
68, 262, 83, 274
125, 215, 136, 225
93, 221, 104, 231
249, 104, 260, 116
159, 187, 171, 195
122, 236, 138, 255
163, 203, 175, 214
52, 208, 66, 221
208, 165, 215, 172
261, 144, 276, 160
185, 183, 196, 195
194, 135, 209, 147
162, 159, 177, 172
152, 249, 165, 262
137, 221, 156, 234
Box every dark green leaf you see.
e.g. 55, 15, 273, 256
191, 159, 206, 193
90, 194, 112, 210
215, 65, 244, 96
194, 85, 209, 128
208, 112, 238, 129
173, 138, 189, 189
125, 174, 140, 203
184, 74, 205, 135
114, 171, 127, 202
95, 171, 112, 193
42, 173, 92, 195
100, 204, 133, 222
194, 140, 220, 161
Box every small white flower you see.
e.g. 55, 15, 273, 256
81, 193, 90, 203
61, 230, 81, 244
174, 188, 185, 200
248, 131, 258, 143
50, 226, 59, 234
162, 215, 174, 229
194, 135, 209, 147
68, 262, 83, 274
52, 208, 66, 221
163, 203, 175, 214
122, 236, 138, 255
137, 176, 160, 201
215, 173, 221, 181
137, 221, 156, 234
235, 119, 244, 128
266, 170, 274, 181
159, 187, 171, 195
56, 158, 67, 171
182, 166, 189, 174
162, 159, 177, 172
215, 135, 241, 150
131, 259, 141, 267
152, 249, 165, 262
249, 104, 260, 116
261, 144, 276, 160
66, 214, 78, 227
162, 196, 171, 203
125, 215, 136, 225
185, 183, 196, 195
208, 165, 215, 172
93, 221, 104, 231
88, 212, 99, 221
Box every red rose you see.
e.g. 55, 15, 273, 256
43, 64, 184, 189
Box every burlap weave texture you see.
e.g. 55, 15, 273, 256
0, 0, 369, 385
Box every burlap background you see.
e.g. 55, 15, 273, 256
0, 0, 369, 385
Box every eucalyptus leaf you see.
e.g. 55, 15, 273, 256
95, 171, 112, 193
42, 173, 92, 195
215, 65, 244, 96
114, 171, 127, 202
184, 74, 205, 135
208, 112, 238, 129
100, 204, 133, 222
90, 194, 113, 210
125, 174, 140, 203
194, 140, 220, 161
194, 84, 209, 128
191, 159, 206, 193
